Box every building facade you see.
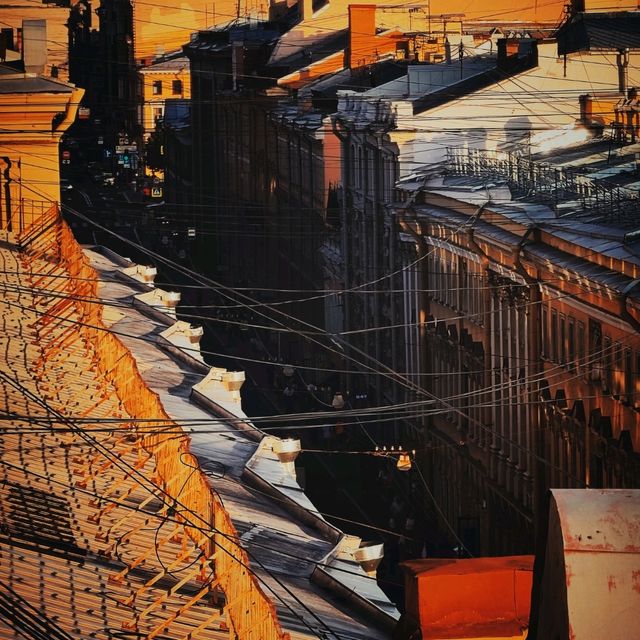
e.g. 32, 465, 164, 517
138, 53, 190, 141
0, 71, 82, 229
393, 131, 640, 555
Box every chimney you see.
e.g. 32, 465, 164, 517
579, 94, 592, 125
1, 28, 14, 54
231, 41, 244, 90
22, 19, 47, 75
617, 48, 629, 94
348, 4, 377, 69
299, 0, 313, 21
497, 38, 507, 69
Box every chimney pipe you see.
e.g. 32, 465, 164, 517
617, 48, 629, 94
348, 4, 377, 69
22, 20, 47, 75
497, 38, 507, 70
299, 0, 313, 21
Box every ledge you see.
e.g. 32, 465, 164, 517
191, 367, 264, 442
157, 321, 209, 374
242, 435, 342, 543
242, 434, 400, 628
133, 288, 181, 325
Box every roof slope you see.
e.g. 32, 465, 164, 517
0, 226, 232, 639
556, 11, 640, 54
0, 208, 394, 640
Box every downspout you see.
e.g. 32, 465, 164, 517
331, 116, 352, 392
513, 225, 545, 545
466, 202, 492, 434
620, 278, 640, 334
52, 87, 84, 138
398, 213, 429, 409
1, 157, 11, 232
368, 130, 384, 404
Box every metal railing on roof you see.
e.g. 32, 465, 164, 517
446, 147, 639, 224
0, 198, 55, 239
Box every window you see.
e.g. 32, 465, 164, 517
577, 321, 585, 375
603, 336, 612, 393
363, 149, 369, 196
551, 309, 558, 363
614, 342, 623, 397
635, 352, 640, 407
589, 319, 602, 381
560, 314, 566, 365
625, 349, 633, 404
153, 107, 163, 123
152, 80, 162, 95
172, 79, 183, 95
541, 307, 548, 358
568, 317, 575, 370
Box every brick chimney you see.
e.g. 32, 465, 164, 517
22, 19, 47, 75
348, 4, 377, 69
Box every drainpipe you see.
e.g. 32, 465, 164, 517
1, 157, 12, 232
331, 116, 352, 393
367, 129, 385, 405
620, 278, 640, 334
465, 204, 492, 409
398, 213, 430, 425
513, 225, 545, 545
52, 87, 84, 138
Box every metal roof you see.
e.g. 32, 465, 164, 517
556, 12, 640, 55
0, 73, 75, 94
140, 53, 189, 73
0, 221, 395, 640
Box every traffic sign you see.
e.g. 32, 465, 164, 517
151, 187, 163, 198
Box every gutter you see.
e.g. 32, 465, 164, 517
53, 87, 84, 137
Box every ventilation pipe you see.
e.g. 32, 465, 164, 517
617, 48, 629, 94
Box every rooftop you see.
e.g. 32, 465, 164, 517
0, 70, 75, 94
0, 209, 398, 639
140, 52, 190, 73
556, 11, 640, 55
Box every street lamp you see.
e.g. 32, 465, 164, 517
374, 446, 415, 472
331, 391, 345, 410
